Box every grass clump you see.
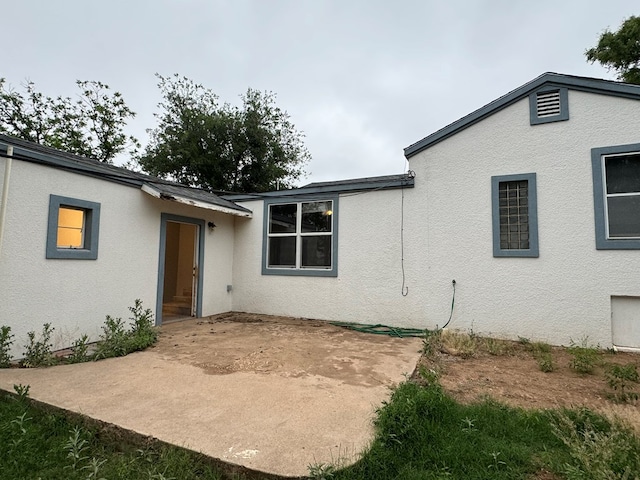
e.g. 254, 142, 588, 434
551, 409, 640, 479
568, 337, 600, 374
440, 329, 480, 358
529, 341, 555, 372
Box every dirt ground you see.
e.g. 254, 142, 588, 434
415, 337, 640, 431
158, 313, 640, 432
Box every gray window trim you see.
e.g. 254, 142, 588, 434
591, 143, 640, 249
46, 194, 100, 260
491, 173, 539, 257
529, 87, 569, 125
262, 195, 339, 277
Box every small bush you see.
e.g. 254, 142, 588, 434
605, 363, 639, 403
0, 325, 14, 368
422, 329, 442, 356
568, 337, 600, 375
94, 316, 128, 360
21, 323, 57, 368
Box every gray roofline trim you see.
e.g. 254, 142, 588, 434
404, 73, 640, 159
223, 174, 414, 202
0, 134, 251, 216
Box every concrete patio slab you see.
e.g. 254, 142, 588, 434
0, 313, 423, 477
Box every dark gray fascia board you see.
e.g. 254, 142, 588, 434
0, 134, 250, 215
222, 174, 414, 202
404, 72, 640, 159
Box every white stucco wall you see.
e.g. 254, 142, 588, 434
231, 90, 640, 348
0, 160, 236, 358
231, 188, 422, 325
405, 90, 640, 347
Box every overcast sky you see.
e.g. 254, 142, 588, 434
4, 1, 638, 185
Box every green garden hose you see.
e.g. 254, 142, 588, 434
329, 322, 426, 338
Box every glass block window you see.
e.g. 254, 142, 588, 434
498, 180, 530, 250
491, 173, 539, 257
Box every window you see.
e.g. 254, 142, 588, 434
263, 197, 338, 276
46, 195, 100, 259
591, 143, 640, 249
529, 87, 569, 125
491, 173, 539, 257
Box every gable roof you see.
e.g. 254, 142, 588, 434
404, 72, 640, 159
0, 134, 252, 217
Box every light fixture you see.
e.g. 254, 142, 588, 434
207, 221, 216, 231
324, 210, 333, 216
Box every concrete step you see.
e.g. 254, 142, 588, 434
163, 302, 191, 316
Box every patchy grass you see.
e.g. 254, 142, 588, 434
0, 386, 265, 480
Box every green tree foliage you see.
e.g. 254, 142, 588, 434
138, 74, 310, 193
0, 78, 139, 163
586, 16, 640, 85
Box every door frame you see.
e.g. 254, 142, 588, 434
156, 213, 205, 325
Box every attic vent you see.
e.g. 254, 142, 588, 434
536, 90, 561, 117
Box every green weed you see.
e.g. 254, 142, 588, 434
536, 352, 555, 372
21, 323, 57, 367
0, 325, 14, 367
67, 334, 91, 364
605, 363, 639, 403
568, 337, 600, 375
94, 299, 157, 360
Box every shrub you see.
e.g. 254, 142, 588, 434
94, 300, 157, 360
0, 325, 14, 368
21, 323, 57, 368
536, 352, 555, 373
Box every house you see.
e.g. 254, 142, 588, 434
1, 72, 639, 357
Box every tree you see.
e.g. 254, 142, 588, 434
138, 74, 310, 193
586, 16, 640, 85
0, 78, 139, 162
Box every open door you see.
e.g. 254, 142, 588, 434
157, 215, 204, 324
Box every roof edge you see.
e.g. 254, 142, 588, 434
404, 72, 640, 159
223, 173, 415, 202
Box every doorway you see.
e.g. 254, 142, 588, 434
157, 214, 204, 325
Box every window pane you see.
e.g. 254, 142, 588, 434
269, 204, 297, 233
605, 154, 640, 194
57, 207, 84, 248
301, 201, 332, 233
268, 236, 296, 267
607, 196, 640, 237
498, 181, 529, 249
301, 235, 332, 268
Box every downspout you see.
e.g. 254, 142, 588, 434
0, 146, 13, 255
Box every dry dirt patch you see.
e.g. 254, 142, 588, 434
154, 312, 421, 387
416, 339, 640, 431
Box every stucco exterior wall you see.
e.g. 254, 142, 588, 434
0, 160, 235, 357
231, 188, 422, 324
405, 90, 640, 346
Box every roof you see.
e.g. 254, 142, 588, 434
0, 134, 252, 217
404, 72, 640, 159
223, 173, 414, 202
